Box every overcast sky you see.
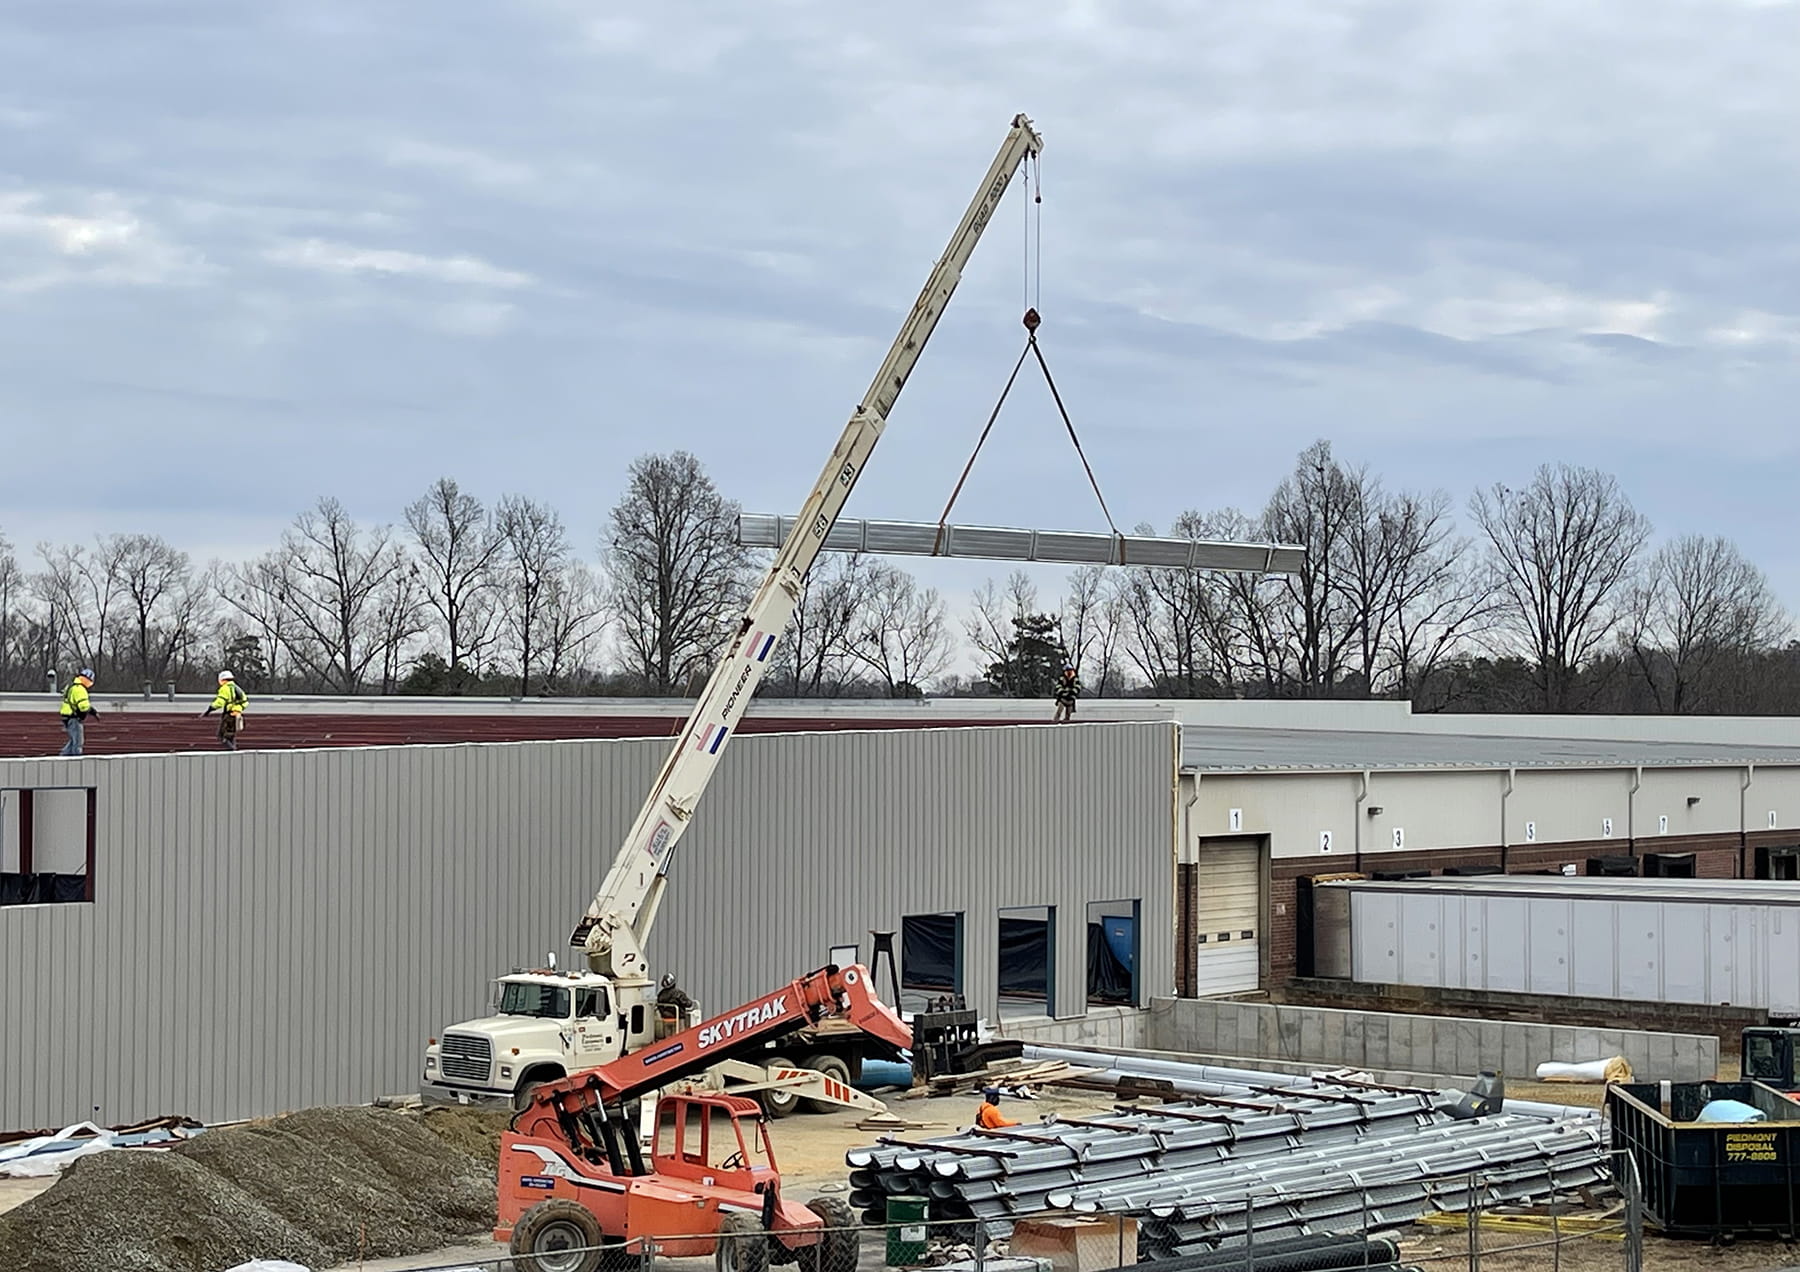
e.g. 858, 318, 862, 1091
4, 0, 1800, 619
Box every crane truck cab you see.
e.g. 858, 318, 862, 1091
423, 967, 680, 1110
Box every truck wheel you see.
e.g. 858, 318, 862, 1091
511, 1198, 606, 1272
799, 1197, 859, 1272
717, 1210, 770, 1272
800, 1054, 853, 1115
760, 1055, 801, 1118
514, 1078, 549, 1112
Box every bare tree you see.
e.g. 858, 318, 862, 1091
0, 532, 26, 690
495, 494, 570, 697
965, 571, 1040, 684
34, 540, 124, 677
541, 562, 607, 692
770, 554, 879, 697
1118, 511, 1250, 697
1259, 440, 1367, 696
604, 451, 753, 693
222, 553, 298, 692
373, 560, 428, 694
1470, 463, 1652, 711
404, 477, 503, 680
1376, 490, 1492, 697
267, 497, 411, 693
1058, 566, 1131, 695
106, 533, 208, 686
848, 563, 953, 697
1627, 535, 1789, 713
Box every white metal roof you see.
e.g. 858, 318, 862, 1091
1177, 725, 1800, 774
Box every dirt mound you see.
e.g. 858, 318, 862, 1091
0, 1106, 496, 1272
419, 1107, 507, 1166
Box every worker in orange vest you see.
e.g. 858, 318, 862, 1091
976, 1088, 1019, 1130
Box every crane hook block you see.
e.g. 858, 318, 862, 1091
1022, 307, 1041, 332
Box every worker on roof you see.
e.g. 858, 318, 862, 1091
58, 668, 99, 757
976, 1087, 1019, 1130
1051, 664, 1080, 723
201, 670, 248, 751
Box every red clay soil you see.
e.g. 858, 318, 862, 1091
0, 711, 1016, 758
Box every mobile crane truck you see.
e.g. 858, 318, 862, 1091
422, 112, 1047, 1115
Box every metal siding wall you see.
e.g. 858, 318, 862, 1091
1192, 774, 1359, 860
1634, 768, 1742, 839
646, 722, 1175, 1024
1750, 769, 1800, 832
0, 722, 1171, 1129
1361, 772, 1499, 853
1508, 770, 1632, 846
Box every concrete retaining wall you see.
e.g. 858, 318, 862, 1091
1000, 1007, 1146, 1051
1143, 997, 1718, 1082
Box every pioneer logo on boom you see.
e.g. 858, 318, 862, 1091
697, 994, 790, 1049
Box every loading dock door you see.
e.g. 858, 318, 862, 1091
1193, 840, 1261, 996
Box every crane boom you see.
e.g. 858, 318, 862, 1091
572, 113, 1045, 974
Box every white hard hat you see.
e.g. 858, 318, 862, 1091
218, 670, 235, 683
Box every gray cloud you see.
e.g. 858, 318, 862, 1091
3, 0, 1800, 609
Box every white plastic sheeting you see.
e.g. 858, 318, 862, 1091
0, 1122, 117, 1178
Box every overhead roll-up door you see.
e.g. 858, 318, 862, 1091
1194, 840, 1262, 996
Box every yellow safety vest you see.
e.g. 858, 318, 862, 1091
211, 682, 247, 716
60, 681, 90, 719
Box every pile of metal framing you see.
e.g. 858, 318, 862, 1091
845, 1054, 1606, 1257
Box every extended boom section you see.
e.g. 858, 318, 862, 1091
513, 964, 907, 1139
571, 114, 1045, 974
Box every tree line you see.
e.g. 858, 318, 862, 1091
0, 441, 1791, 713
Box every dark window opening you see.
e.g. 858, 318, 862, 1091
997, 906, 1054, 1019
901, 912, 964, 1012
1643, 852, 1697, 879
1757, 846, 1800, 881
1, 787, 96, 907
1086, 899, 1139, 1007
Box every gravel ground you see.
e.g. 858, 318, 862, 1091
0, 1107, 495, 1272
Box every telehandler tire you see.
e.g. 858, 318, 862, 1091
510, 1198, 607, 1272
799, 1196, 860, 1272
717, 1210, 771, 1272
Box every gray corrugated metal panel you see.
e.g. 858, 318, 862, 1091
0, 722, 1173, 1129
1319, 874, 1800, 905
1179, 726, 1800, 773
735, 514, 1306, 574
651, 721, 1177, 1022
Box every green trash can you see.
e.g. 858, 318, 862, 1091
885, 1195, 929, 1266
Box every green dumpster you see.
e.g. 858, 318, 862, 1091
885, 1195, 928, 1266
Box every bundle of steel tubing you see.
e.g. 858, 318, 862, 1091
845, 1054, 1605, 1258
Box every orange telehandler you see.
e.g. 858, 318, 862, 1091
500, 964, 911, 1272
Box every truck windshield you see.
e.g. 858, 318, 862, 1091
498, 982, 571, 1019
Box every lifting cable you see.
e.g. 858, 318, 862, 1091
935, 153, 1122, 556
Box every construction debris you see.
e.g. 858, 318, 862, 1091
0, 1106, 495, 1272
846, 1054, 1608, 1259
0, 1115, 204, 1178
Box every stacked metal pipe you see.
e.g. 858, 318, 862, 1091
845, 1053, 1606, 1259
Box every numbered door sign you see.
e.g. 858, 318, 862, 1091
1659, 815, 1669, 835
1524, 821, 1537, 843
1320, 830, 1334, 853
1602, 818, 1614, 838
1229, 808, 1243, 833
1392, 827, 1405, 850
